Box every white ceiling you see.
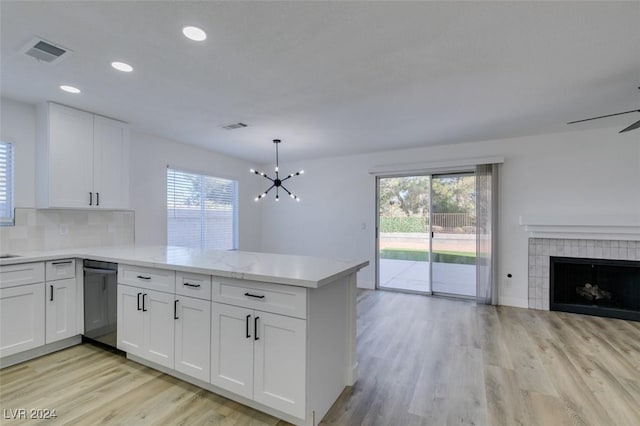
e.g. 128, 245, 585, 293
1, 1, 639, 163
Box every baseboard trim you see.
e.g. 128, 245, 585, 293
0, 335, 82, 369
498, 296, 528, 309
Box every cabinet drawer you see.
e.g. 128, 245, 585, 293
212, 278, 306, 319
176, 272, 211, 300
46, 259, 76, 281
118, 264, 175, 293
0, 262, 45, 289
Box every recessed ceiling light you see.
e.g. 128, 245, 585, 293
182, 26, 207, 41
111, 61, 133, 72
60, 85, 81, 94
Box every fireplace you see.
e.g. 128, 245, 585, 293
550, 256, 640, 321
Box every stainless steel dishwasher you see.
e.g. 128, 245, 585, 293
83, 260, 118, 348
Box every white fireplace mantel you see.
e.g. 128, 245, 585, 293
519, 215, 640, 241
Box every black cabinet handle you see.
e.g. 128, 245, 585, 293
244, 292, 265, 299
96, 192, 100, 206
137, 275, 151, 280
137, 292, 142, 311
50, 285, 54, 301
52, 260, 72, 265
89, 192, 93, 206
246, 314, 251, 338
254, 316, 260, 341
183, 282, 201, 288
174, 300, 179, 320
142, 293, 148, 311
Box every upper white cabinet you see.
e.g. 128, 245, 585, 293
37, 102, 130, 209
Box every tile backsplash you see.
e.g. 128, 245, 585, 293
0, 208, 134, 253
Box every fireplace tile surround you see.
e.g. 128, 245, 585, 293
528, 238, 640, 310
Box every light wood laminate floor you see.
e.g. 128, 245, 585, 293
2, 290, 640, 425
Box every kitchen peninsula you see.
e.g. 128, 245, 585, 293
0, 246, 368, 426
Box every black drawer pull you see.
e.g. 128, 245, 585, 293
50, 285, 54, 301
137, 275, 151, 280
96, 192, 100, 206
89, 192, 93, 206
137, 293, 142, 311
52, 260, 73, 265
174, 300, 179, 320
142, 293, 148, 311
183, 282, 201, 288
244, 292, 265, 299
246, 314, 251, 338
254, 316, 260, 341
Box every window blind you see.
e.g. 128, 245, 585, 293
0, 141, 13, 225
167, 168, 238, 250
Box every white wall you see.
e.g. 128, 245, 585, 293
0, 98, 37, 208
129, 131, 262, 251
260, 128, 640, 307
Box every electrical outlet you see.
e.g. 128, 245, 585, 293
361, 222, 366, 230
58, 224, 69, 235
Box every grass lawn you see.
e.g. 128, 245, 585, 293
380, 248, 476, 265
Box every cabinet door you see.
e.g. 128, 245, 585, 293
211, 302, 254, 399
253, 311, 306, 419
175, 296, 211, 382
117, 285, 144, 356
143, 289, 175, 368
45, 278, 78, 344
0, 283, 45, 357
93, 116, 130, 209
48, 103, 94, 208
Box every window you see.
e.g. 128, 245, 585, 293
167, 168, 238, 250
0, 141, 14, 226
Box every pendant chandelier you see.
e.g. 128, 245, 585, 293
251, 139, 304, 202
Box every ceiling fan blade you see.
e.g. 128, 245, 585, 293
567, 109, 640, 125
619, 119, 640, 133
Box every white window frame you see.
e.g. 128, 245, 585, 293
0, 141, 14, 226
167, 167, 239, 250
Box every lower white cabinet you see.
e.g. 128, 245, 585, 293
0, 283, 45, 357
117, 285, 174, 368
211, 302, 306, 419
45, 277, 78, 344
253, 311, 306, 418
211, 302, 254, 398
174, 296, 211, 382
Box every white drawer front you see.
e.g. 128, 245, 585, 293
0, 262, 45, 289
176, 272, 211, 300
46, 259, 76, 281
212, 278, 306, 319
118, 264, 175, 293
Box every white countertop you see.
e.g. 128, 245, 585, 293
0, 245, 368, 288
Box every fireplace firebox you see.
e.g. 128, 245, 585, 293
550, 256, 640, 321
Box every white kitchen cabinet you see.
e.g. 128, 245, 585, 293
0, 283, 45, 357
174, 296, 211, 382
144, 289, 174, 368
117, 284, 145, 357
210, 302, 306, 419
117, 284, 174, 369
45, 277, 78, 344
211, 302, 254, 398
37, 102, 130, 209
253, 311, 306, 418
93, 115, 130, 209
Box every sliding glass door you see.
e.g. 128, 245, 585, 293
376, 173, 477, 297
430, 173, 476, 297
377, 176, 431, 293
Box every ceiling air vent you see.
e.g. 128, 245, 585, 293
21, 37, 72, 64
222, 122, 248, 130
